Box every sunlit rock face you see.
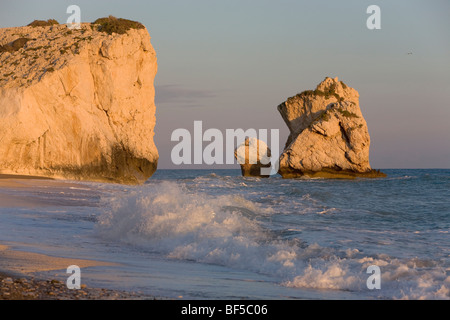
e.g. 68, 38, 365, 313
277, 77, 385, 179
0, 20, 158, 184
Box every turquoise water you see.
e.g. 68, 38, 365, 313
0, 169, 449, 299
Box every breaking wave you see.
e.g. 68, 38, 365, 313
96, 180, 449, 299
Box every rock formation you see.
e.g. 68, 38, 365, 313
0, 17, 158, 184
235, 138, 271, 177
277, 77, 385, 178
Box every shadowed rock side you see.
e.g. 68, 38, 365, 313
235, 138, 272, 177
0, 19, 158, 184
277, 77, 385, 179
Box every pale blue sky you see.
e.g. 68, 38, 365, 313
1, 0, 449, 169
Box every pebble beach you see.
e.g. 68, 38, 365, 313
0, 272, 154, 300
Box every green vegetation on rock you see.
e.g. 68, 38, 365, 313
318, 111, 330, 122
0, 38, 30, 53
93, 16, 145, 35
27, 19, 59, 27
291, 84, 343, 102
337, 108, 359, 118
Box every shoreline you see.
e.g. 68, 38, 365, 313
0, 271, 156, 300
0, 174, 53, 180
0, 174, 95, 208
0, 244, 158, 300
0, 177, 164, 300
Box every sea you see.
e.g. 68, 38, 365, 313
0, 169, 449, 300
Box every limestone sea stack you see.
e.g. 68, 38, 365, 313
0, 17, 158, 184
235, 138, 271, 177
277, 77, 385, 179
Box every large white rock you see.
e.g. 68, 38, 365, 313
277, 77, 385, 178
0, 21, 158, 184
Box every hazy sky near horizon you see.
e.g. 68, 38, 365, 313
1, 0, 449, 169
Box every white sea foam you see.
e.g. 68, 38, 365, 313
96, 180, 449, 300
97, 181, 291, 272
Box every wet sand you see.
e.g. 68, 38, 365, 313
0, 174, 53, 180
0, 244, 114, 274
0, 175, 160, 300
0, 245, 157, 300
0, 272, 155, 300
0, 174, 93, 207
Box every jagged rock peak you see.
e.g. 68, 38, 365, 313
277, 77, 385, 179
